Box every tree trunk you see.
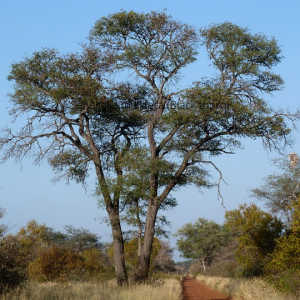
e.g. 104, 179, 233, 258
135, 198, 143, 261
135, 201, 159, 282
109, 208, 128, 286
201, 258, 206, 273
95, 162, 128, 286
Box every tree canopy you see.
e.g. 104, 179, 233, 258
175, 218, 230, 272
251, 155, 300, 227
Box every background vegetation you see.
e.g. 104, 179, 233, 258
176, 156, 300, 297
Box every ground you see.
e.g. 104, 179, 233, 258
182, 276, 232, 300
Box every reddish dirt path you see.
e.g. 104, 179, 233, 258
182, 276, 233, 300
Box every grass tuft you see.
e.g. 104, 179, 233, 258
0, 278, 181, 300
196, 275, 299, 300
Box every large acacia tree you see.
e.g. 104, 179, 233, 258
0, 11, 298, 283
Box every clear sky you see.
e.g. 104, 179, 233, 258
0, 0, 299, 261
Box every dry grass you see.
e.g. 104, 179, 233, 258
196, 275, 299, 300
0, 278, 182, 300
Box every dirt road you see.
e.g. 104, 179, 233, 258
182, 276, 232, 300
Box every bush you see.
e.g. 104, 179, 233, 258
266, 269, 300, 295
0, 235, 27, 292
28, 245, 113, 282
28, 245, 85, 282
82, 248, 115, 280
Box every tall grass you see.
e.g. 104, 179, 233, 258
0, 278, 181, 300
196, 275, 299, 300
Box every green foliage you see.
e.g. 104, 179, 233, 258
81, 248, 109, 277
108, 237, 161, 271
17, 220, 102, 254
62, 225, 102, 252
269, 234, 300, 272
0, 235, 27, 292
200, 22, 283, 90
266, 268, 300, 295
225, 204, 283, 277
91, 11, 199, 79
251, 159, 300, 293
175, 218, 230, 268
17, 220, 62, 246
266, 198, 300, 283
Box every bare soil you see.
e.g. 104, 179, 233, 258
182, 276, 233, 300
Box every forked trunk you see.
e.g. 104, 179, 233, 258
134, 201, 159, 282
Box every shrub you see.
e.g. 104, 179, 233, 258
82, 248, 115, 279
28, 245, 85, 282
28, 245, 114, 282
266, 269, 300, 295
0, 235, 27, 292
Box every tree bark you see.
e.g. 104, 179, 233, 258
95, 163, 128, 286
109, 208, 128, 286
134, 200, 159, 282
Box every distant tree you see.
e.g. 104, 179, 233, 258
153, 240, 175, 272
63, 225, 102, 252
251, 156, 300, 227
17, 220, 104, 259
175, 218, 230, 272
225, 203, 283, 276
17, 220, 60, 261
173, 261, 191, 274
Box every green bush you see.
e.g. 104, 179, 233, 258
266, 269, 300, 295
0, 235, 27, 292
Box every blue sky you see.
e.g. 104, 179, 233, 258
0, 1, 299, 261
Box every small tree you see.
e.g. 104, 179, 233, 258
175, 218, 229, 272
63, 225, 102, 252
0, 235, 27, 291
153, 240, 175, 272
267, 195, 300, 268
251, 155, 300, 228
225, 203, 283, 276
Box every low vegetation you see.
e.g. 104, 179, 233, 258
196, 275, 299, 300
0, 218, 177, 294
0, 278, 182, 300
